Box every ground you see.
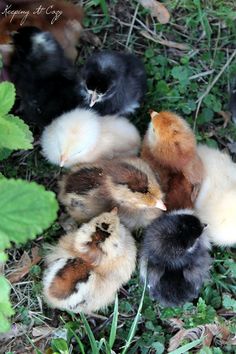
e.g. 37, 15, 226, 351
1, 0, 236, 353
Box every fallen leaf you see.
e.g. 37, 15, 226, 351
168, 324, 231, 352
168, 318, 184, 330
218, 110, 231, 128
32, 326, 56, 338
139, 0, 170, 24
80, 31, 102, 47
7, 246, 41, 283
140, 30, 189, 50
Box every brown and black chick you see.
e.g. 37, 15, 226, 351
43, 209, 137, 313
141, 110, 204, 210
58, 156, 166, 230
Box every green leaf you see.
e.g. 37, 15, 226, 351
156, 80, 169, 95
171, 66, 190, 85
145, 48, 155, 59
203, 94, 221, 112
51, 339, 69, 354
206, 139, 218, 149
151, 342, 165, 353
0, 82, 15, 116
0, 276, 15, 333
0, 251, 8, 262
0, 148, 12, 161
223, 295, 236, 311
198, 108, 214, 124
0, 179, 58, 246
0, 115, 33, 151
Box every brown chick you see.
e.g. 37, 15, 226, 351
58, 157, 166, 230
43, 209, 137, 314
0, 0, 83, 61
141, 110, 203, 210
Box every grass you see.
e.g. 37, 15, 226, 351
1, 0, 236, 353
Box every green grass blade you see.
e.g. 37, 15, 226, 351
98, 338, 111, 353
99, 0, 109, 21
121, 279, 147, 354
168, 338, 203, 354
68, 327, 86, 354
108, 294, 119, 349
80, 312, 99, 354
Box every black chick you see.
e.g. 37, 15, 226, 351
140, 209, 211, 307
78, 50, 147, 116
9, 26, 81, 127
229, 79, 236, 124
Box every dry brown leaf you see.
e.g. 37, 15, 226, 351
168, 318, 185, 330
139, 0, 170, 24
140, 30, 189, 50
168, 324, 231, 352
80, 31, 102, 47
7, 246, 41, 283
218, 110, 232, 128
32, 326, 56, 338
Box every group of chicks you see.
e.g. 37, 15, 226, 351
2, 0, 236, 314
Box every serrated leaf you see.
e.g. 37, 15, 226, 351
0, 179, 58, 246
0, 82, 15, 116
171, 66, 190, 85
198, 108, 214, 124
0, 115, 33, 150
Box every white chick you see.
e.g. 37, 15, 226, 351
195, 144, 236, 246
40, 108, 141, 167
43, 209, 137, 313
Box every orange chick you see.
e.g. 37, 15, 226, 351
0, 0, 84, 62
141, 110, 203, 210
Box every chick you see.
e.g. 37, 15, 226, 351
9, 26, 81, 127
41, 108, 141, 167
78, 50, 147, 116
43, 209, 137, 313
195, 145, 236, 246
0, 0, 83, 61
141, 110, 204, 210
59, 157, 166, 230
140, 209, 211, 307
229, 79, 236, 124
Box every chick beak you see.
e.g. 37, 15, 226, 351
89, 90, 98, 107
155, 199, 167, 211
60, 154, 67, 167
